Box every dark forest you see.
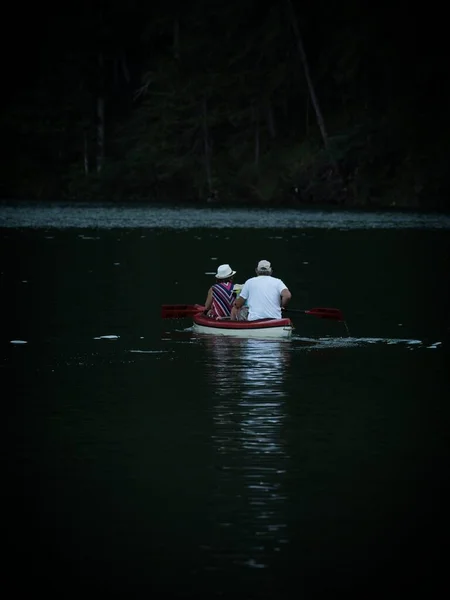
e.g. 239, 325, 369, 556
2, 0, 448, 209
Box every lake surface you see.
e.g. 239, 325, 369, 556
2, 203, 449, 597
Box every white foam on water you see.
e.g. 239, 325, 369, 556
129, 350, 168, 354
93, 335, 120, 340
295, 336, 431, 349
10, 340, 27, 344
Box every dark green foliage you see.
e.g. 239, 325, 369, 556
1, 0, 448, 208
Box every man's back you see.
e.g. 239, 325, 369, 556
239, 275, 289, 320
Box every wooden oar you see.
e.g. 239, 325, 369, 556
283, 307, 344, 321
161, 304, 205, 318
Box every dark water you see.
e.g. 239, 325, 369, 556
2, 204, 450, 597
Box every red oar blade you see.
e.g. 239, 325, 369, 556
305, 307, 344, 321
161, 304, 205, 319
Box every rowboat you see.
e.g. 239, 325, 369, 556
161, 304, 344, 339
192, 312, 293, 339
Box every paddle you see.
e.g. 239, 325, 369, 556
161, 304, 205, 318
283, 307, 344, 321
161, 304, 344, 321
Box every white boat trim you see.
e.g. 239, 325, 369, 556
192, 321, 293, 339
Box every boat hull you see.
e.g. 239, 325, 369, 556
192, 313, 293, 339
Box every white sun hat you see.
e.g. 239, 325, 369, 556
215, 264, 236, 279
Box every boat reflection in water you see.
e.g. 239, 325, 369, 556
202, 334, 291, 578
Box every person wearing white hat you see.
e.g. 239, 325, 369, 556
231, 259, 291, 321
204, 264, 237, 319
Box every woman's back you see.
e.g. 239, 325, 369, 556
210, 281, 235, 318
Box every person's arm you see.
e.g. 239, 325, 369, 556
231, 295, 245, 320
232, 281, 249, 320
204, 287, 213, 311
280, 288, 292, 308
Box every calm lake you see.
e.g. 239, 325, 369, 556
2, 202, 450, 598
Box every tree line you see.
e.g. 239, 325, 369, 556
1, 0, 448, 209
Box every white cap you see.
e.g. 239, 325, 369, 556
215, 264, 236, 279
256, 260, 272, 272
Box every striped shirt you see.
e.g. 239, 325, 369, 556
211, 282, 235, 318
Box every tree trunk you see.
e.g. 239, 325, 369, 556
173, 18, 180, 60
113, 58, 119, 88
120, 53, 130, 84
254, 106, 260, 168
306, 94, 309, 135
84, 130, 89, 175
114, 53, 130, 87
287, 0, 347, 201
96, 52, 105, 173
202, 98, 212, 194
266, 101, 276, 139
286, 0, 330, 153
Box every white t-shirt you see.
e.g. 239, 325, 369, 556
239, 275, 288, 320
